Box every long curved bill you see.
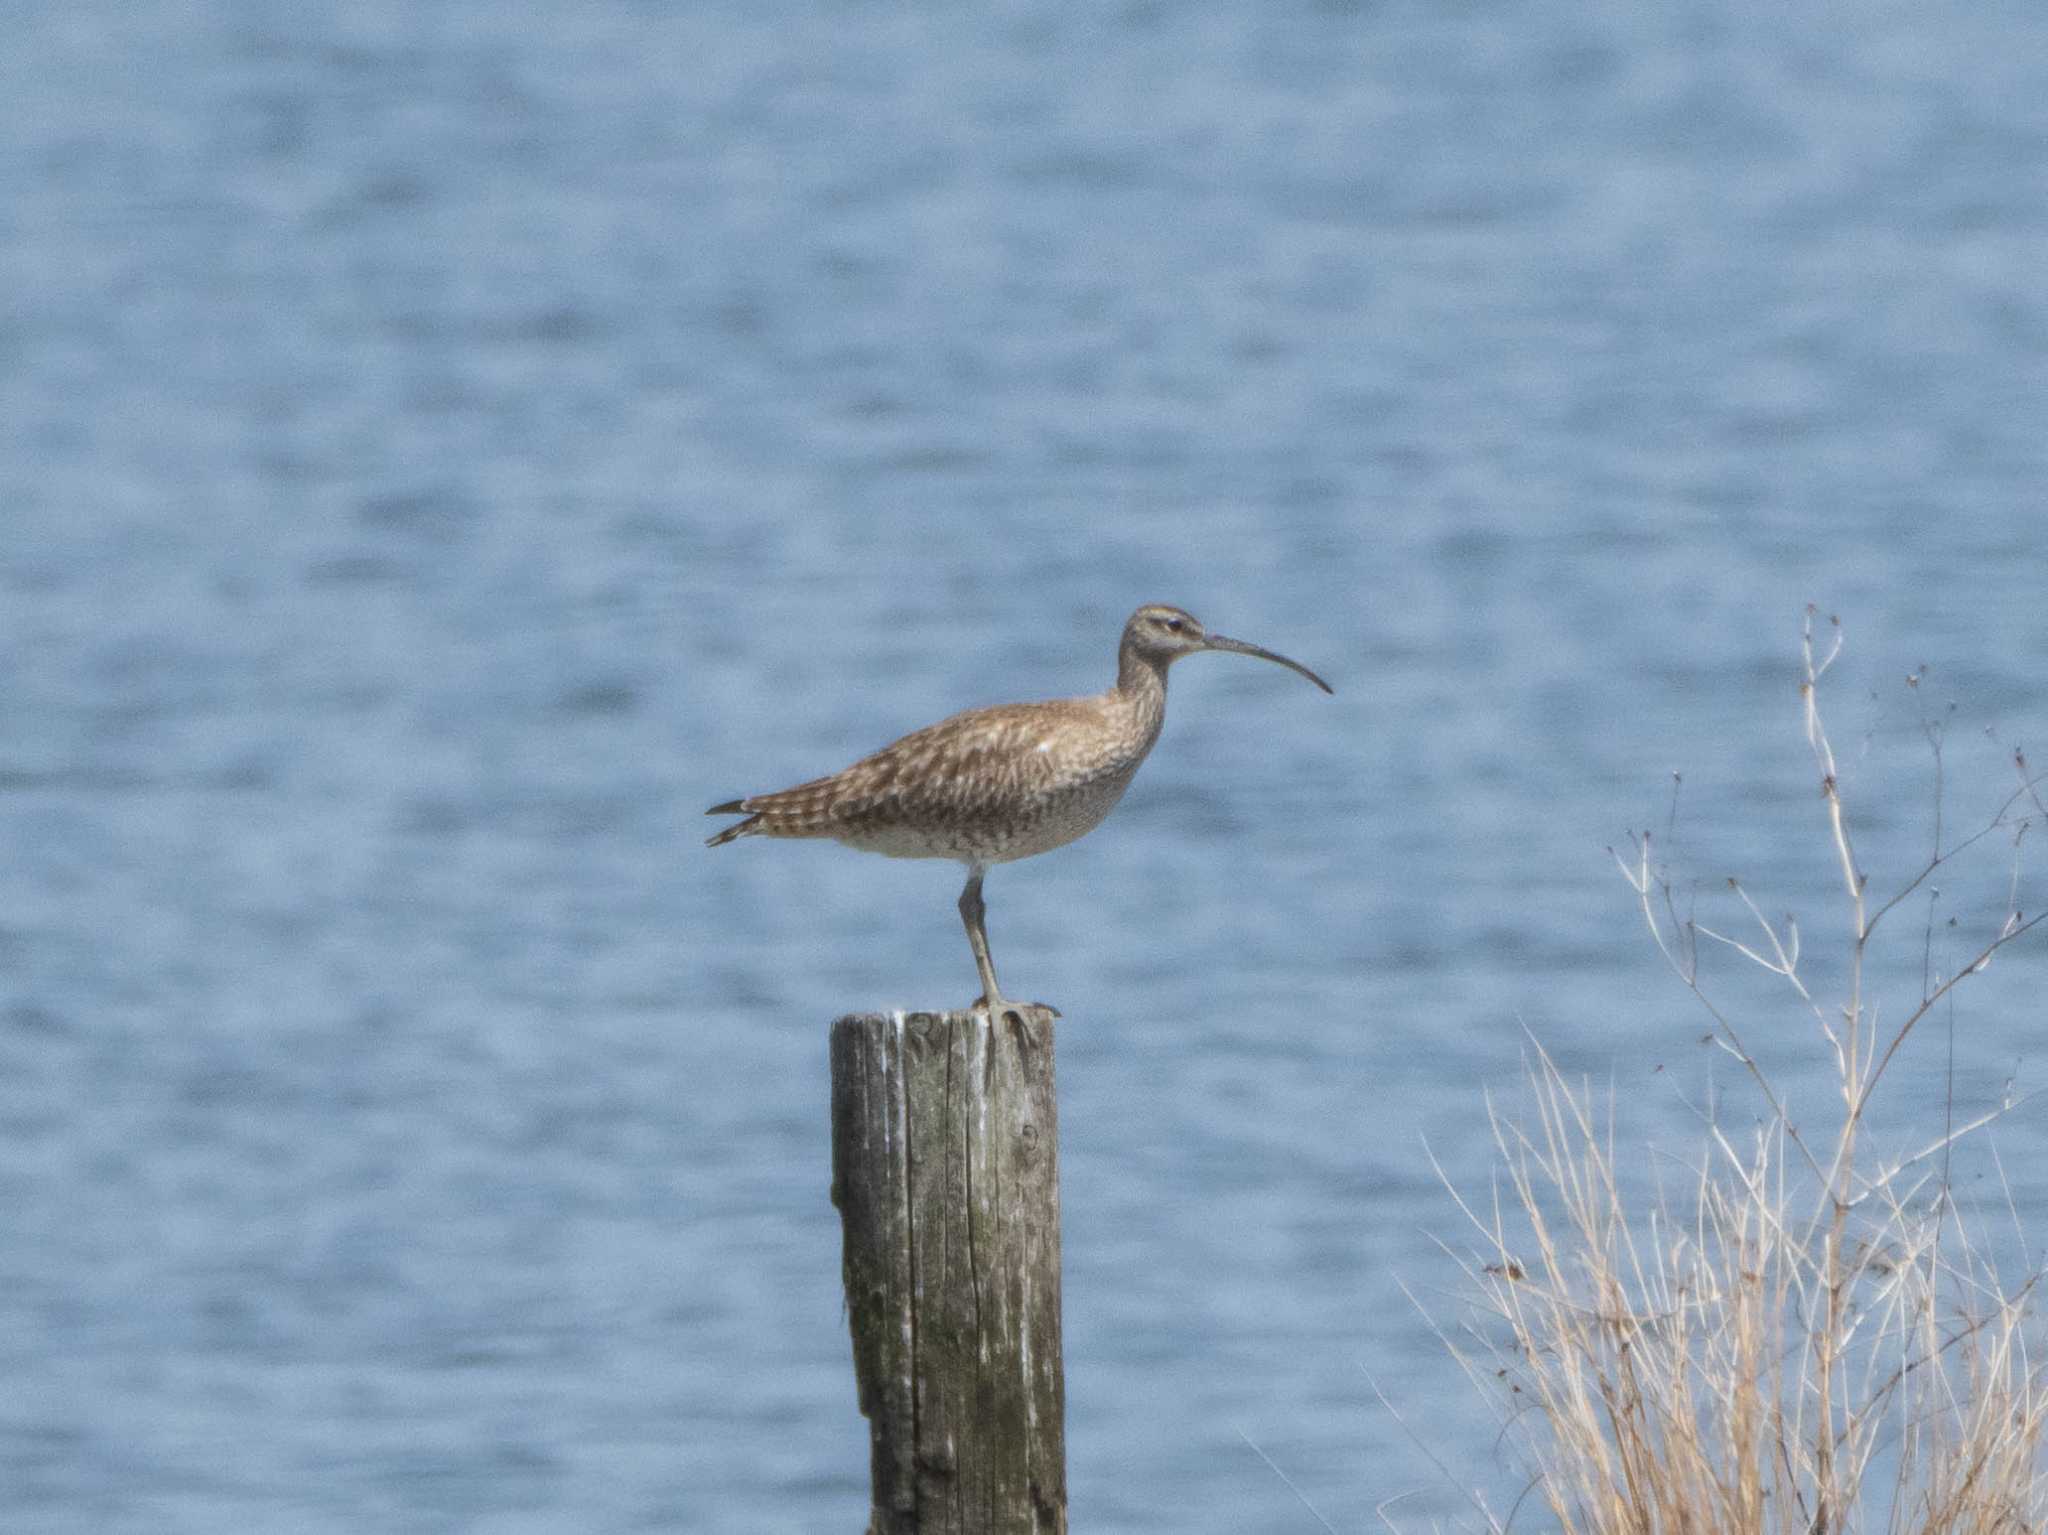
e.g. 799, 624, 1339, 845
1202, 634, 1334, 694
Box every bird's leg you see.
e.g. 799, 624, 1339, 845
958, 866, 1008, 1014
957, 867, 1059, 1020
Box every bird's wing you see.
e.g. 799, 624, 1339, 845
743, 700, 1094, 834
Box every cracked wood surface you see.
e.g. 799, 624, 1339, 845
830, 1008, 1066, 1535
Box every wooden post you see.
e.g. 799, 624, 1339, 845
830, 1007, 1066, 1535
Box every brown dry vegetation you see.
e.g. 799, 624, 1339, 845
1425, 614, 2048, 1535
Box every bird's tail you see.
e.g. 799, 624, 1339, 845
705, 776, 845, 846
705, 800, 763, 847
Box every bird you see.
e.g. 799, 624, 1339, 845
706, 603, 1332, 1016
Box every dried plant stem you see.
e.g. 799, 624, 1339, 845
1424, 615, 2048, 1535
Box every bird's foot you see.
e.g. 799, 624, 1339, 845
970, 994, 1061, 1021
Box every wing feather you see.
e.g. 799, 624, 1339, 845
734, 700, 1106, 839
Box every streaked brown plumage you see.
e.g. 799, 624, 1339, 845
708, 603, 1332, 1013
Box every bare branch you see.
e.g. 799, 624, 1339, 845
1861, 910, 2048, 1110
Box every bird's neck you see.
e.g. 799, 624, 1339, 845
1112, 645, 1169, 736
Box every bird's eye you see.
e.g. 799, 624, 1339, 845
1164, 617, 1184, 632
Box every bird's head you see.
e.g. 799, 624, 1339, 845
1120, 604, 1333, 693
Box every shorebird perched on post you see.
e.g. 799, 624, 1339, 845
706, 603, 1332, 1015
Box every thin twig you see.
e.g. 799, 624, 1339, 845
1236, 1426, 1344, 1535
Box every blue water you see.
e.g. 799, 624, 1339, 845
4, 4, 2046, 1530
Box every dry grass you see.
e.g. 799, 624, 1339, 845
1420, 613, 2048, 1535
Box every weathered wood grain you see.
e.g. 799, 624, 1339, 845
830, 1007, 1066, 1535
